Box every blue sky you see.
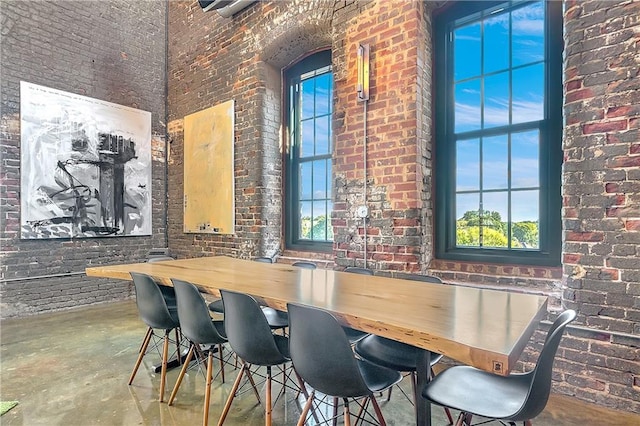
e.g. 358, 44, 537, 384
453, 1, 545, 223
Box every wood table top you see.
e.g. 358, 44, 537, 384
86, 256, 548, 376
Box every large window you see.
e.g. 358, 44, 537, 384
285, 50, 333, 251
434, 1, 562, 266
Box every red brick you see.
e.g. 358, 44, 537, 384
564, 253, 582, 264
609, 155, 640, 168
625, 220, 640, 231
566, 231, 605, 242
607, 105, 636, 118
583, 120, 628, 134
566, 88, 594, 103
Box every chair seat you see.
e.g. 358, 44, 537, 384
343, 326, 368, 343
355, 335, 442, 371
423, 365, 532, 420
208, 300, 288, 329
261, 306, 289, 329
208, 299, 224, 313
357, 358, 403, 394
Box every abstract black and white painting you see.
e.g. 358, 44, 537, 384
20, 81, 152, 239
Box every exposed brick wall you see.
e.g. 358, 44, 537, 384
333, 0, 427, 272
2, 0, 638, 413
166, 0, 367, 260
0, 0, 167, 317
563, 0, 640, 334
559, 0, 640, 412
165, 0, 640, 413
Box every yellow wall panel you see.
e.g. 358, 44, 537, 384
183, 100, 235, 234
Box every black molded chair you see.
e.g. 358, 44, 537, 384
129, 272, 182, 402
147, 254, 177, 305
291, 261, 317, 269
422, 309, 577, 426
168, 279, 229, 426
343, 266, 373, 275
341, 266, 375, 343
217, 289, 306, 425
288, 302, 402, 426
208, 257, 287, 331
354, 273, 453, 423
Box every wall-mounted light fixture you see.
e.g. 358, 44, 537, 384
357, 44, 370, 102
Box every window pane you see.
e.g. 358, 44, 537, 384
456, 193, 480, 247
512, 63, 544, 124
484, 14, 509, 74
315, 73, 331, 116
299, 201, 312, 240
300, 162, 312, 200
457, 138, 480, 191
482, 192, 508, 248
301, 119, 314, 157
511, 190, 539, 249
454, 22, 481, 81
313, 160, 327, 199
484, 71, 509, 128
312, 200, 328, 240
315, 115, 330, 155
301, 79, 315, 120
512, 2, 545, 67
482, 134, 508, 190
512, 130, 539, 188
455, 78, 481, 133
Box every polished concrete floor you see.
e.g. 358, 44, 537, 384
1, 300, 639, 425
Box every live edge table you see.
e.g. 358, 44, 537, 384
86, 256, 548, 426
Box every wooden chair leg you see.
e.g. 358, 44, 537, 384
159, 330, 170, 402
137, 327, 153, 353
244, 365, 262, 403
332, 397, 339, 426
129, 327, 153, 385
218, 364, 247, 425
168, 343, 196, 405
343, 399, 351, 426
370, 396, 386, 426
203, 351, 214, 426
296, 390, 315, 426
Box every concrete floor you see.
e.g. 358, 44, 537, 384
1, 300, 638, 426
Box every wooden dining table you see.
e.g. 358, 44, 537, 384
86, 256, 548, 426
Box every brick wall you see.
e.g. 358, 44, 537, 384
166, 0, 639, 413
0, 0, 167, 317
1, 0, 638, 413
557, 0, 640, 411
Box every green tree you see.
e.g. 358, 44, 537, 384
460, 210, 506, 234
513, 221, 539, 248
456, 225, 510, 247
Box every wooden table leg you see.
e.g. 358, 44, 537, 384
415, 350, 431, 426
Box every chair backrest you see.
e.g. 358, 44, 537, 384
513, 309, 577, 421
253, 256, 273, 263
130, 272, 178, 330
400, 273, 442, 284
292, 261, 317, 269
220, 289, 288, 366
287, 303, 372, 398
171, 279, 226, 345
344, 266, 374, 275
148, 255, 175, 263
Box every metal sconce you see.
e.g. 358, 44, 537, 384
357, 44, 370, 102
